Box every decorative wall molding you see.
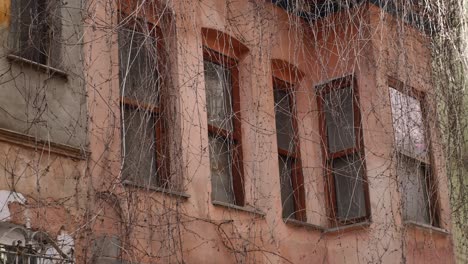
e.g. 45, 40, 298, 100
0, 128, 88, 160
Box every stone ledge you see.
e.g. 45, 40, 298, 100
212, 200, 266, 217
283, 218, 325, 231
0, 128, 88, 160
7, 54, 68, 79
122, 180, 190, 199
323, 221, 372, 235
404, 221, 450, 235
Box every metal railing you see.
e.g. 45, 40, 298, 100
0, 244, 74, 264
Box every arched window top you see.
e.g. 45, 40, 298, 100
201, 28, 249, 60
118, 0, 173, 25
271, 59, 305, 85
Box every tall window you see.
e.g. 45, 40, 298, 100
389, 80, 438, 226
274, 78, 306, 221
119, 17, 169, 188
317, 76, 370, 225
204, 48, 244, 206
10, 0, 60, 65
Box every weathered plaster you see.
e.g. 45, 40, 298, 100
0, 190, 25, 221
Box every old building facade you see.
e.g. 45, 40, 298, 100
0, 0, 457, 263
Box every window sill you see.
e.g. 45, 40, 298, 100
283, 218, 325, 231
122, 180, 190, 199
7, 54, 68, 79
397, 150, 430, 164
323, 221, 371, 235
404, 221, 450, 235
212, 200, 266, 217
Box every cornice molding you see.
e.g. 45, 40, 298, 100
0, 128, 88, 160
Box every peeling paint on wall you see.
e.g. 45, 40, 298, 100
0, 0, 10, 26
0, 190, 26, 221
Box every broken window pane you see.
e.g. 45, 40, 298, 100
122, 107, 158, 186
278, 155, 296, 219
274, 89, 296, 152
389, 87, 427, 158
204, 61, 233, 132
324, 87, 355, 153
119, 26, 160, 106
332, 154, 367, 220
209, 135, 235, 204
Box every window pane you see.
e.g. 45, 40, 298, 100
119, 27, 160, 105
209, 135, 235, 204
204, 61, 233, 131
122, 107, 158, 186
278, 155, 296, 219
324, 87, 355, 153
397, 156, 431, 224
389, 87, 427, 158
332, 154, 367, 220
11, 0, 49, 64
274, 89, 295, 152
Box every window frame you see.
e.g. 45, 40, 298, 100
273, 77, 307, 222
388, 77, 440, 227
204, 47, 245, 206
316, 75, 371, 226
119, 14, 170, 188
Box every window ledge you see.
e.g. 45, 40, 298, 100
397, 149, 430, 164
0, 128, 88, 160
122, 180, 190, 199
212, 200, 266, 217
323, 221, 371, 235
7, 54, 68, 79
404, 221, 450, 235
283, 218, 325, 231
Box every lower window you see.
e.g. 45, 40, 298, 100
330, 154, 367, 221
397, 155, 435, 224
122, 106, 168, 188
209, 134, 236, 204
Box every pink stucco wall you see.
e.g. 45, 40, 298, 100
0, 1, 454, 263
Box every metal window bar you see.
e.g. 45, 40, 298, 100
0, 244, 74, 264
